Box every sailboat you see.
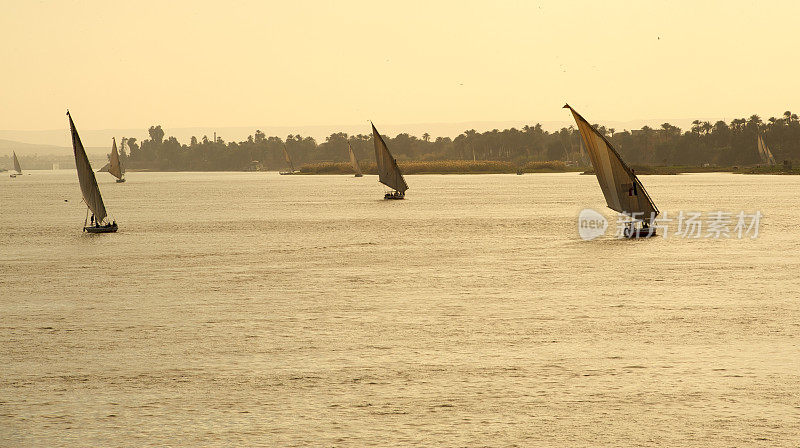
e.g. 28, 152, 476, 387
564, 104, 658, 238
108, 137, 126, 182
279, 144, 300, 175
347, 141, 363, 177
372, 123, 408, 199
67, 111, 118, 233
10, 151, 21, 178
757, 134, 776, 166
577, 135, 590, 167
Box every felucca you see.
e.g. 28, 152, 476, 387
347, 141, 363, 177
67, 111, 118, 233
10, 151, 21, 178
564, 104, 659, 238
108, 137, 126, 182
757, 134, 776, 166
279, 144, 300, 175
371, 123, 408, 199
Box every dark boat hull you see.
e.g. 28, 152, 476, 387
624, 227, 656, 238
354, 174, 363, 177
116, 178, 126, 183
384, 192, 405, 200
84, 223, 118, 233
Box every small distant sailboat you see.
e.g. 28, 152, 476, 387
279, 144, 300, 175
372, 123, 408, 199
108, 137, 126, 182
347, 141, 363, 177
10, 151, 21, 178
757, 134, 776, 166
67, 111, 118, 233
564, 104, 658, 238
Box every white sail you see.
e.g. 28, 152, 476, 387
565, 104, 658, 223
108, 138, 123, 179
756, 134, 767, 163
282, 144, 296, 172
347, 141, 362, 176
371, 124, 408, 193
12, 151, 21, 174
765, 144, 776, 166
68, 112, 108, 223
757, 134, 776, 166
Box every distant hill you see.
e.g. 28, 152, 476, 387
0, 139, 107, 157
0, 139, 108, 170
0, 139, 70, 156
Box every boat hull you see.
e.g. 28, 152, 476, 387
279, 171, 301, 175
624, 227, 656, 238
354, 174, 363, 177
84, 223, 118, 233
384, 192, 405, 200
116, 178, 126, 183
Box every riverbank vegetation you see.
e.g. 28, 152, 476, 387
94, 110, 800, 173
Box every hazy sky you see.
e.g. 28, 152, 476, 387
2, 0, 798, 131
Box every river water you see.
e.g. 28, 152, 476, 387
1, 171, 798, 446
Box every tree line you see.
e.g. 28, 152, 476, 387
116, 111, 800, 171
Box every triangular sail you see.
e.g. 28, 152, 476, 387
68, 111, 108, 223
12, 151, 21, 174
372, 124, 408, 193
578, 136, 589, 165
108, 138, 123, 179
757, 134, 776, 166
282, 144, 296, 172
756, 134, 766, 163
765, 143, 776, 166
347, 141, 362, 176
564, 104, 658, 223
119, 139, 126, 175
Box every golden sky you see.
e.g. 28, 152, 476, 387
2, 0, 798, 131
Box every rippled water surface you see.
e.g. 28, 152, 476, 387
1, 171, 798, 446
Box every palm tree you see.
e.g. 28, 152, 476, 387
691, 120, 702, 134
748, 115, 763, 133
732, 118, 748, 132
660, 122, 680, 138
422, 132, 430, 142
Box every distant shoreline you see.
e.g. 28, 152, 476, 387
114, 165, 799, 175
296, 160, 581, 175
15, 164, 800, 176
